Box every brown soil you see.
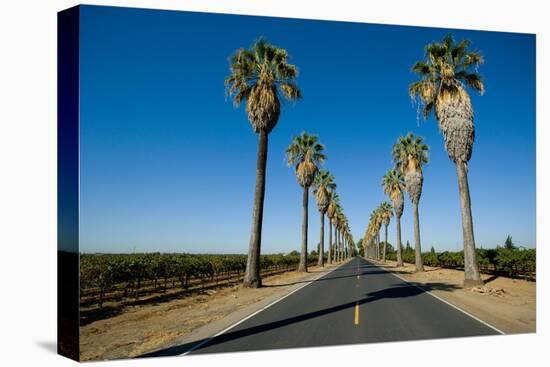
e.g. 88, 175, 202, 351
79, 261, 344, 361
374, 259, 536, 334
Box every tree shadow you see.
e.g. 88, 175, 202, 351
407, 281, 463, 293
263, 271, 373, 288
483, 274, 499, 284
138, 281, 460, 358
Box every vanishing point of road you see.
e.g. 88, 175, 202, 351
143, 257, 501, 357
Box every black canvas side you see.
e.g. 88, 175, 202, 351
57, 5, 80, 362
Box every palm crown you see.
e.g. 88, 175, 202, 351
409, 34, 484, 120
313, 170, 336, 213
225, 38, 302, 134
392, 133, 429, 174
382, 169, 405, 201
286, 132, 326, 187
327, 192, 340, 219
379, 201, 394, 226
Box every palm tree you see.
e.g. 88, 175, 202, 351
366, 209, 379, 261
286, 132, 326, 272
313, 170, 336, 267
333, 208, 344, 262
375, 208, 383, 261
333, 210, 340, 262
367, 210, 379, 260
338, 212, 347, 261
382, 169, 405, 266
379, 201, 394, 263
409, 34, 484, 286
340, 216, 348, 260
226, 38, 301, 288
326, 192, 340, 264
393, 133, 429, 272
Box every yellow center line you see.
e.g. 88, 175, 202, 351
354, 302, 359, 325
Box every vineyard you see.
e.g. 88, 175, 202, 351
385, 247, 536, 280
80, 253, 320, 313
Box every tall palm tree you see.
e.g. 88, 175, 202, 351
382, 169, 405, 266
313, 170, 336, 267
393, 133, 429, 272
379, 201, 394, 263
334, 208, 344, 262
366, 209, 380, 261
340, 216, 348, 260
286, 132, 326, 272
326, 192, 340, 264
333, 211, 340, 262
226, 38, 302, 288
375, 208, 383, 261
332, 215, 339, 261
349, 234, 354, 257
338, 212, 347, 261
365, 216, 373, 259
409, 34, 484, 286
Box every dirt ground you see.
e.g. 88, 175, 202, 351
79, 261, 343, 361
373, 259, 536, 334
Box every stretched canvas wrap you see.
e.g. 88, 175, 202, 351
58, 4, 536, 362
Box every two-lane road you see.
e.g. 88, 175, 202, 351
143, 257, 500, 357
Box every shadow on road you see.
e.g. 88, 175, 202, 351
138, 281, 460, 358
263, 271, 374, 288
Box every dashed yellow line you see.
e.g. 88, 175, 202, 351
354, 302, 359, 325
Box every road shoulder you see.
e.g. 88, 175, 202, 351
367, 259, 536, 334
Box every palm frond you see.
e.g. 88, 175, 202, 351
410, 34, 485, 120
225, 37, 302, 133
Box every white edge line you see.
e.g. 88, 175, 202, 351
180, 259, 352, 355
369, 260, 505, 335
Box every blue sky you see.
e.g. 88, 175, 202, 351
79, 5, 536, 254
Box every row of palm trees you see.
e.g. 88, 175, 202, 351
285, 131, 355, 272
225, 38, 353, 288
226, 33, 485, 288
362, 202, 393, 262
363, 133, 428, 269
363, 34, 486, 287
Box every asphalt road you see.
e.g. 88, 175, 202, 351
143, 257, 500, 357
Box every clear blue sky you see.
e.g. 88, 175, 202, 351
79, 5, 536, 254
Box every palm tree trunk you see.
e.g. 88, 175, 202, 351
298, 186, 309, 272
334, 228, 337, 262
340, 231, 344, 261
383, 224, 388, 262
243, 131, 268, 288
343, 237, 346, 259
335, 228, 339, 262
412, 202, 424, 272
338, 232, 341, 261
456, 161, 483, 286
396, 215, 403, 267
318, 212, 324, 267
328, 221, 332, 264
343, 233, 345, 260
376, 232, 380, 260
